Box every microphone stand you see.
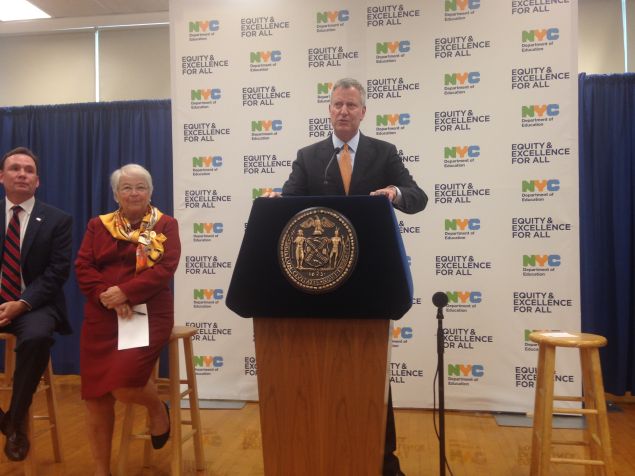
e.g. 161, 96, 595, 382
323, 147, 341, 187
436, 304, 446, 476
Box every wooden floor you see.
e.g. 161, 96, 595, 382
1, 376, 634, 475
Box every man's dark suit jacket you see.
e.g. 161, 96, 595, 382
282, 133, 427, 214
0, 199, 72, 335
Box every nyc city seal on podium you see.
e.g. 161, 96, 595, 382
278, 207, 358, 294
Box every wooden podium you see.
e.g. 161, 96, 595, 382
227, 196, 413, 476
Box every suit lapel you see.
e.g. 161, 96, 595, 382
21, 199, 44, 260
351, 133, 372, 191
318, 137, 335, 166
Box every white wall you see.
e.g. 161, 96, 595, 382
0, 32, 95, 106
0, 3, 632, 107
99, 27, 170, 102
628, 0, 635, 71
578, 0, 633, 73
0, 25, 170, 107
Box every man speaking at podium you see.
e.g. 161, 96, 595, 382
281, 77, 426, 216
267, 77, 427, 476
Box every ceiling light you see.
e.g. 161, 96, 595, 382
0, 0, 51, 22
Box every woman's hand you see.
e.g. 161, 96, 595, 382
99, 286, 129, 309
114, 303, 133, 319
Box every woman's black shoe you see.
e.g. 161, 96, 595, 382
151, 401, 170, 449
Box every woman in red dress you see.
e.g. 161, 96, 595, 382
75, 164, 181, 476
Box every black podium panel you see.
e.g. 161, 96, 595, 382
226, 196, 413, 320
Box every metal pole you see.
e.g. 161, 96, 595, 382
437, 307, 446, 476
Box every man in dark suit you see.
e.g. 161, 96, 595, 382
280, 77, 427, 215
0, 147, 72, 461
272, 78, 427, 475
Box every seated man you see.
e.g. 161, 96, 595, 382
0, 147, 72, 461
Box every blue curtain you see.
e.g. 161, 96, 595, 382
2, 82, 632, 395
0, 100, 173, 374
579, 73, 635, 395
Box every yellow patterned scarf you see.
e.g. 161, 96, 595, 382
99, 205, 166, 273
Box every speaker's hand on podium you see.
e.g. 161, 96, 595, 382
370, 185, 399, 203
261, 191, 282, 198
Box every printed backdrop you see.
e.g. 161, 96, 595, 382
170, 0, 579, 412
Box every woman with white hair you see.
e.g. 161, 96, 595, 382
75, 164, 181, 475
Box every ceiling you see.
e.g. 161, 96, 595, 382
29, 0, 168, 18
0, 0, 169, 35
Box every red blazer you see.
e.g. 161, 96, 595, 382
75, 214, 181, 320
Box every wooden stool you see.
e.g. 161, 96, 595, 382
0, 333, 63, 475
117, 326, 205, 475
529, 331, 615, 476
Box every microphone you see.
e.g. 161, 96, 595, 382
432, 291, 449, 309
323, 147, 342, 186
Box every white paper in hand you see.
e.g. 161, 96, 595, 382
118, 303, 149, 350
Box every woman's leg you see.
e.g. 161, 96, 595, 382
85, 394, 116, 476
112, 378, 168, 436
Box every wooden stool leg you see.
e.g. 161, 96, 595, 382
580, 348, 599, 476
588, 348, 615, 476
116, 403, 136, 476
0, 336, 15, 465
539, 345, 556, 476
531, 344, 556, 476
142, 411, 153, 467
183, 336, 205, 470
531, 343, 547, 475
169, 338, 183, 476
22, 406, 36, 476
43, 361, 63, 462
142, 362, 161, 468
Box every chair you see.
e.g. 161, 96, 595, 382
117, 326, 205, 475
0, 333, 63, 475
529, 331, 615, 476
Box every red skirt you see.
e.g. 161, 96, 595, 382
80, 305, 173, 399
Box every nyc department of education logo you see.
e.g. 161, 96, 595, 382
278, 207, 358, 294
